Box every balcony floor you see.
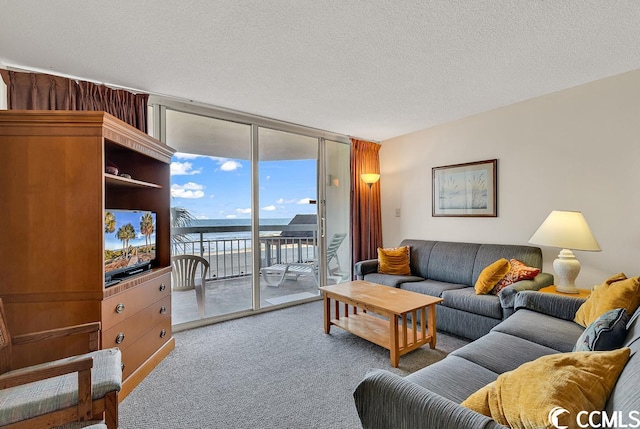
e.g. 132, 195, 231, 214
171, 274, 326, 325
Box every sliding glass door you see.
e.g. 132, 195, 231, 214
257, 127, 319, 305
322, 139, 351, 284
165, 110, 254, 323
156, 104, 351, 327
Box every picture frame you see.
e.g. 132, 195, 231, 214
432, 159, 497, 217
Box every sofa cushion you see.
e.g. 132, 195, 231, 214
451, 331, 560, 374
491, 259, 540, 295
399, 279, 466, 298
441, 288, 503, 319
377, 246, 411, 275
471, 244, 542, 286
573, 307, 628, 352
492, 309, 583, 352
427, 241, 480, 286
574, 273, 640, 327
399, 239, 437, 279
405, 355, 498, 404
363, 273, 424, 288
474, 258, 510, 295
606, 307, 640, 417
462, 348, 630, 429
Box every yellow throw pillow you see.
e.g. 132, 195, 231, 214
461, 348, 630, 429
574, 273, 640, 327
474, 258, 511, 295
377, 246, 411, 276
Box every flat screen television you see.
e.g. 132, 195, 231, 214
104, 209, 157, 285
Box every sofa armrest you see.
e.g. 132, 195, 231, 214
353, 369, 507, 429
354, 259, 378, 280
514, 290, 586, 321
497, 272, 554, 310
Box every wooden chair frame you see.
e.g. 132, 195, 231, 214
0, 299, 119, 429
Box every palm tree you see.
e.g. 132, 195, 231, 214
140, 213, 155, 251
104, 211, 116, 233
116, 223, 136, 255
170, 206, 194, 245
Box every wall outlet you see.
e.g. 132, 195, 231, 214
395, 208, 401, 217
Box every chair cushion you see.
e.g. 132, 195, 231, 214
0, 348, 122, 426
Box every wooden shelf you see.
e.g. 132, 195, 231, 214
104, 173, 163, 189
331, 312, 429, 352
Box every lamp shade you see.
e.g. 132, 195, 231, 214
361, 173, 380, 184
528, 210, 601, 251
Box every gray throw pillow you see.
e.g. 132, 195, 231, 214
573, 307, 628, 352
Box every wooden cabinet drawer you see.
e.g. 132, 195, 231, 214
102, 295, 171, 351
102, 272, 171, 329
120, 318, 172, 379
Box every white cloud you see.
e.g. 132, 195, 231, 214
220, 160, 242, 171
236, 208, 251, 214
276, 197, 298, 204
170, 161, 201, 176
226, 214, 237, 219
174, 152, 201, 160
171, 182, 205, 199
297, 198, 313, 204
262, 205, 276, 211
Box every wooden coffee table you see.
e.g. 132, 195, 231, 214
319, 280, 443, 367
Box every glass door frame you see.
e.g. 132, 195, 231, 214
150, 98, 351, 319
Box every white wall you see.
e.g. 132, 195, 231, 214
380, 69, 640, 289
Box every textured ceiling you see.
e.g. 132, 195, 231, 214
1, 1, 640, 141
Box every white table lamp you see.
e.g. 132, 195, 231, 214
528, 210, 601, 294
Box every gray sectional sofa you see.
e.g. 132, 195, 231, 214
354, 239, 554, 340
353, 291, 640, 428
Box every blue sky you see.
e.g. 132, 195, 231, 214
170, 152, 317, 220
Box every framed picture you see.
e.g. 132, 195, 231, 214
432, 159, 497, 217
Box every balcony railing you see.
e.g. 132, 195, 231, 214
171, 223, 317, 280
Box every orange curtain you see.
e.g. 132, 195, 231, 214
0, 70, 148, 133
351, 138, 382, 265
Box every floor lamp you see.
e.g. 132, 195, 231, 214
361, 173, 380, 260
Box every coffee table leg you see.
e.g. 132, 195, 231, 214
428, 304, 437, 349
323, 293, 331, 334
390, 315, 399, 368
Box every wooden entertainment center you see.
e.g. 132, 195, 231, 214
0, 111, 175, 399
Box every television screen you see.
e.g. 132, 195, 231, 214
104, 209, 157, 279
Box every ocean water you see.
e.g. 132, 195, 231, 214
186, 218, 292, 240
174, 217, 318, 274
174, 217, 318, 255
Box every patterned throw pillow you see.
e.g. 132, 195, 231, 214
377, 246, 411, 276
573, 308, 628, 352
491, 259, 540, 295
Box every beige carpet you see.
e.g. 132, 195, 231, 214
119, 300, 469, 429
